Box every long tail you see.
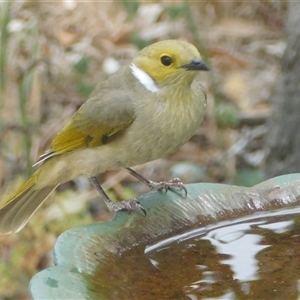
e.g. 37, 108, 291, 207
0, 174, 57, 234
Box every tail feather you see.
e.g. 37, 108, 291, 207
0, 176, 57, 234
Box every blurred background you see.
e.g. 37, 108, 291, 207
0, 1, 292, 298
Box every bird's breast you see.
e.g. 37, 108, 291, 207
122, 88, 206, 165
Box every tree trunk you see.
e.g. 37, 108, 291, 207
264, 1, 300, 178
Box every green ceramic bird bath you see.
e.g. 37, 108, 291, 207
30, 174, 300, 299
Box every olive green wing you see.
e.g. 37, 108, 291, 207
36, 89, 135, 163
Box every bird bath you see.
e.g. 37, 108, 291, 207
30, 174, 300, 299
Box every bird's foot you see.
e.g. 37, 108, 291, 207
106, 198, 146, 216
148, 177, 187, 197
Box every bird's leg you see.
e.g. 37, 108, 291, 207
126, 168, 187, 197
89, 176, 146, 216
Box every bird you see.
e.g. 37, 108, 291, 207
0, 39, 209, 234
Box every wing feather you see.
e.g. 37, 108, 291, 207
36, 67, 136, 164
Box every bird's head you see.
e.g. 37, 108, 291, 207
131, 40, 209, 92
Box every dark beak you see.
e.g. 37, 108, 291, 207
182, 58, 209, 71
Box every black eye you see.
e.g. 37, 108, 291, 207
160, 55, 172, 66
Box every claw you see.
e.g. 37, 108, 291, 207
148, 177, 187, 197
181, 185, 188, 198
171, 178, 188, 198
140, 207, 147, 217
109, 198, 146, 216
126, 168, 187, 198
90, 176, 146, 217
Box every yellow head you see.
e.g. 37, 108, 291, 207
131, 40, 209, 90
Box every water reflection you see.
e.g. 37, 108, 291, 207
89, 207, 300, 299
202, 222, 269, 282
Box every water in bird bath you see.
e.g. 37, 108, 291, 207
88, 206, 300, 300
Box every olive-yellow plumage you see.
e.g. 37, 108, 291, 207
0, 40, 208, 234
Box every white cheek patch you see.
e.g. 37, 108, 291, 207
130, 63, 159, 93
